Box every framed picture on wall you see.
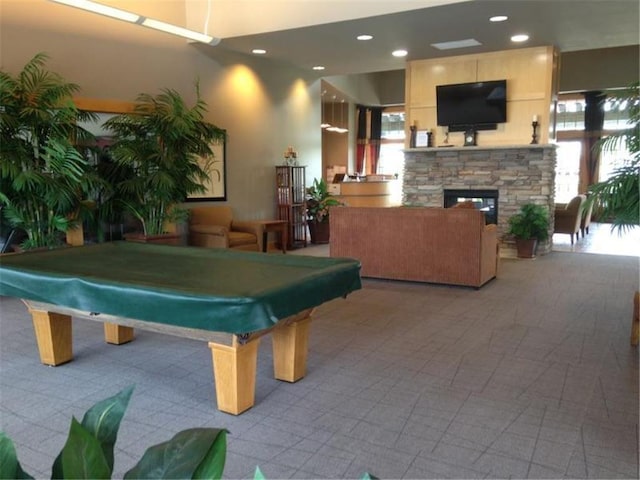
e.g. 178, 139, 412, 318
187, 138, 227, 202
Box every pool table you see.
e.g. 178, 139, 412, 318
0, 242, 361, 414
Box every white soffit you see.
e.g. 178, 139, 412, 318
431, 38, 482, 50
198, 0, 469, 38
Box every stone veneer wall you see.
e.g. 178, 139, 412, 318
403, 145, 556, 256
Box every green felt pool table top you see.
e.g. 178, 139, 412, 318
0, 242, 361, 334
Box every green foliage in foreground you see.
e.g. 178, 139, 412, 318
0, 386, 227, 479
0, 386, 376, 479
585, 81, 639, 233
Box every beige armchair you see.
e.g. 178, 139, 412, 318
580, 197, 594, 238
188, 206, 263, 251
554, 194, 585, 244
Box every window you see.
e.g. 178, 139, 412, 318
554, 141, 581, 203
377, 109, 405, 176
556, 95, 632, 132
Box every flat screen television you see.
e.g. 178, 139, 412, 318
436, 80, 507, 132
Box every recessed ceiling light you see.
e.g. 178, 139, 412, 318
251, 49, 266, 54
392, 49, 408, 57
357, 34, 373, 41
511, 34, 529, 42
312, 65, 325, 71
489, 15, 508, 22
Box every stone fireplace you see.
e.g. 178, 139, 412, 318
403, 145, 556, 256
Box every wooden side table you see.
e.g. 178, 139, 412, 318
257, 220, 288, 254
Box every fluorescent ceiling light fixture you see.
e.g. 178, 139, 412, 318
431, 38, 481, 50
392, 49, 408, 57
49, 0, 220, 45
357, 34, 373, 41
50, 0, 139, 22
252, 49, 266, 54
313, 65, 325, 71
511, 34, 529, 42
489, 15, 508, 22
141, 18, 217, 44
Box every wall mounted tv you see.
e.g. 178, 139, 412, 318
436, 80, 507, 132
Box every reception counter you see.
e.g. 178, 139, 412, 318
334, 180, 402, 207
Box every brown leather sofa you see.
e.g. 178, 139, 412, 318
330, 206, 498, 288
554, 194, 585, 244
188, 206, 263, 251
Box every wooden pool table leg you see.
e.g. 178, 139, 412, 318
28, 308, 73, 366
104, 323, 135, 345
208, 338, 260, 415
272, 314, 311, 382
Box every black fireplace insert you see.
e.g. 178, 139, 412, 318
444, 189, 499, 225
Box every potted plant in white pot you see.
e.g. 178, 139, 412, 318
0, 53, 100, 251
103, 86, 225, 245
305, 178, 342, 244
507, 203, 549, 258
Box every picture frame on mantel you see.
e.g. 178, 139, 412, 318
186, 138, 227, 202
415, 130, 432, 147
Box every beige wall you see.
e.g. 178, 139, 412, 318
0, 0, 323, 221
405, 46, 558, 147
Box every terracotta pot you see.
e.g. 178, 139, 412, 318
307, 220, 330, 244
124, 233, 182, 246
515, 238, 538, 258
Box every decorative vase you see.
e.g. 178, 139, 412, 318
515, 238, 538, 258
307, 220, 330, 244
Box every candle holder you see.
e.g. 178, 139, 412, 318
530, 121, 539, 145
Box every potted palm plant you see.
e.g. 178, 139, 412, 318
305, 178, 342, 244
0, 53, 99, 251
507, 203, 549, 258
103, 86, 225, 244
583, 82, 638, 230
582, 81, 639, 344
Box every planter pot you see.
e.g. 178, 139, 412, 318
515, 238, 538, 258
124, 233, 182, 246
307, 220, 330, 244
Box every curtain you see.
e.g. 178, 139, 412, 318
368, 108, 383, 175
355, 106, 367, 174
584, 91, 606, 186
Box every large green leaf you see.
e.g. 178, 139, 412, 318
52, 385, 134, 477
80, 385, 134, 471
124, 428, 227, 480
192, 429, 227, 479
58, 418, 111, 479
0, 432, 34, 480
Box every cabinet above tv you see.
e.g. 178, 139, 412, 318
405, 46, 559, 146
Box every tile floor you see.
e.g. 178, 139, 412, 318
1, 224, 638, 479
552, 222, 640, 257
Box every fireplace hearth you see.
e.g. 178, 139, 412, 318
444, 189, 498, 225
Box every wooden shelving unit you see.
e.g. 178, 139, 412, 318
276, 166, 307, 249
